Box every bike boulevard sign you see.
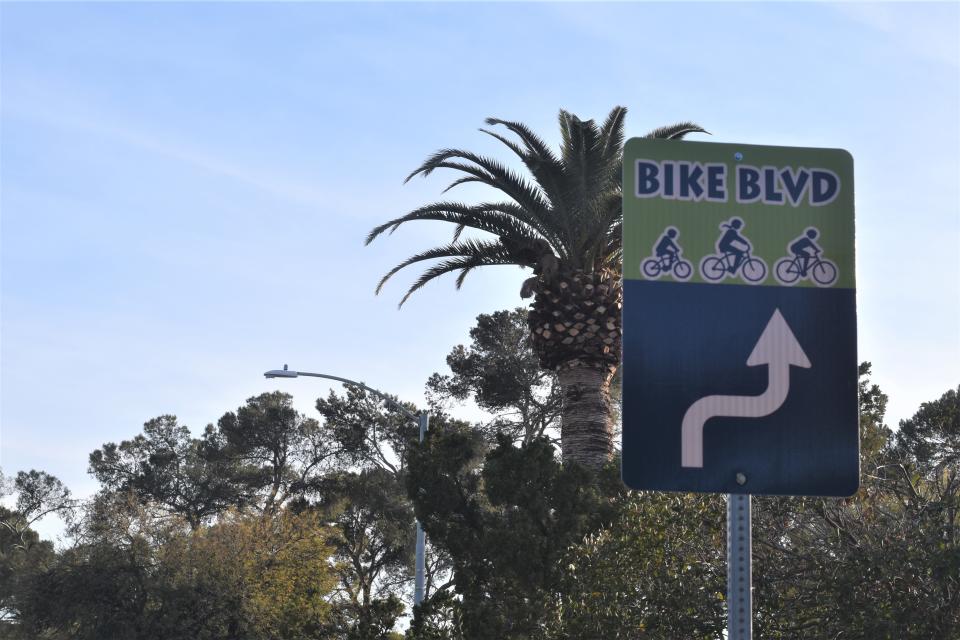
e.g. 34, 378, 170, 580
621, 139, 858, 496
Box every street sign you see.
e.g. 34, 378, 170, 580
621, 139, 858, 496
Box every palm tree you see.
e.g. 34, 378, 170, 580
367, 107, 706, 469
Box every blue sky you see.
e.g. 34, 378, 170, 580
2, 2, 958, 540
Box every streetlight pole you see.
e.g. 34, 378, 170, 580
264, 365, 431, 607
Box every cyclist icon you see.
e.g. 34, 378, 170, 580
775, 227, 838, 287
642, 226, 693, 280
700, 217, 768, 284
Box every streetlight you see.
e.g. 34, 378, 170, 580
264, 365, 431, 607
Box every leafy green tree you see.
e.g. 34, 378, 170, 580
88, 415, 240, 530
367, 107, 706, 468
175, 509, 338, 640
0, 470, 75, 553
14, 535, 156, 640
749, 374, 959, 638
89, 393, 331, 528
315, 386, 420, 474
858, 361, 893, 464
77, 389, 432, 639
12, 508, 337, 640
0, 470, 72, 632
315, 388, 471, 636
406, 429, 625, 639
320, 469, 413, 639
894, 384, 959, 471
8, 471, 75, 533
550, 493, 725, 639
217, 391, 333, 516
426, 308, 560, 445
0, 509, 56, 632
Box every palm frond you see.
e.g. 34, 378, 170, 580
478, 128, 526, 159
404, 149, 549, 217
557, 110, 572, 151
489, 201, 569, 259
395, 243, 517, 307
375, 239, 506, 296
365, 202, 564, 257
604, 219, 622, 264
441, 176, 484, 194
576, 191, 623, 262
644, 122, 710, 140
484, 117, 559, 164
480, 126, 567, 211
557, 112, 613, 248
454, 264, 475, 289
599, 106, 627, 163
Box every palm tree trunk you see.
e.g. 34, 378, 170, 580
528, 269, 621, 468
557, 363, 615, 468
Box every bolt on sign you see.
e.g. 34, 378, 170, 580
621, 139, 858, 496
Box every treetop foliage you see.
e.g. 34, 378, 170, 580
426, 308, 560, 445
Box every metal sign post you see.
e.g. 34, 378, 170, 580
727, 494, 752, 639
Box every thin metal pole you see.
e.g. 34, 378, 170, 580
727, 493, 753, 640
414, 412, 430, 607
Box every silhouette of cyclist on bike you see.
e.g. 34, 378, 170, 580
655, 227, 681, 267
643, 226, 692, 280
789, 227, 822, 275
717, 217, 750, 272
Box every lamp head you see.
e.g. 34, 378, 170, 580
264, 364, 298, 379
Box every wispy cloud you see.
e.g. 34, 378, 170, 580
4, 98, 338, 210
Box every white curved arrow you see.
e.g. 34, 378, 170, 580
681, 309, 810, 468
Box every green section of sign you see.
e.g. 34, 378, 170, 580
623, 139, 855, 289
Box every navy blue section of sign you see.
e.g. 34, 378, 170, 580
621, 280, 858, 496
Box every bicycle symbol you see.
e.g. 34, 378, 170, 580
699, 250, 768, 284
642, 253, 693, 280
642, 226, 693, 281
775, 254, 837, 286
699, 217, 768, 284
774, 227, 838, 287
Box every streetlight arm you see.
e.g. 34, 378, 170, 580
264, 368, 420, 423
